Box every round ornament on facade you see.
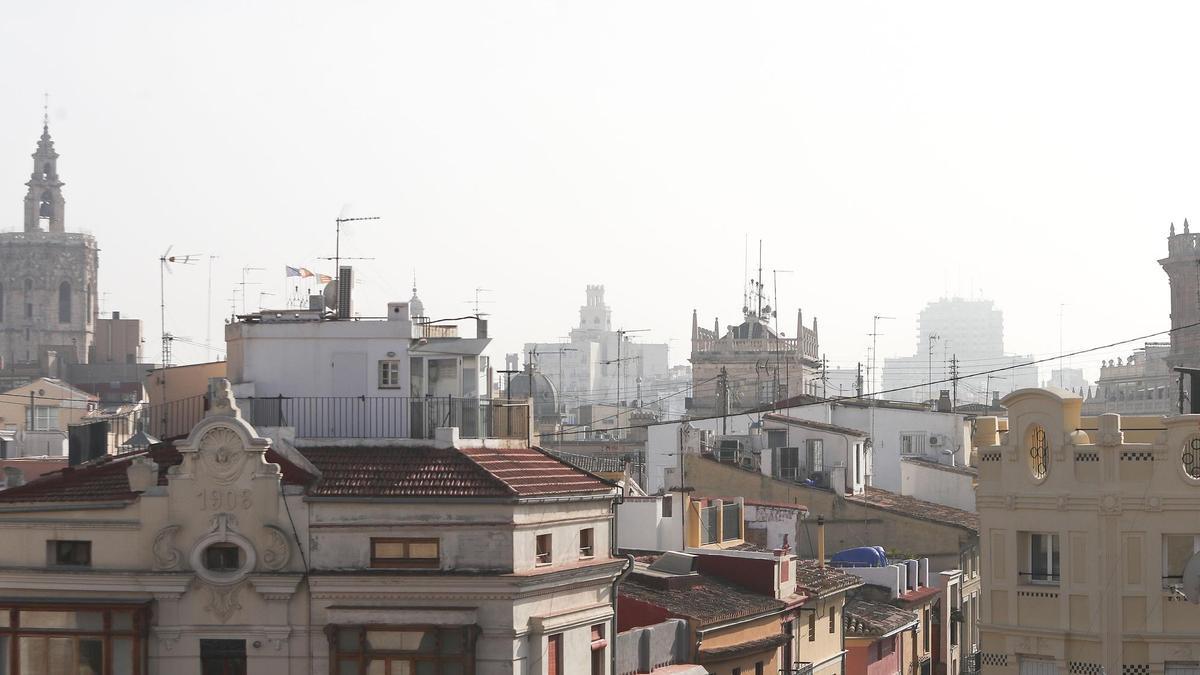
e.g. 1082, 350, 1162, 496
1027, 424, 1049, 481
1181, 436, 1200, 483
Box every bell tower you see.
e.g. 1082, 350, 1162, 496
23, 109, 65, 233
1160, 219, 1200, 409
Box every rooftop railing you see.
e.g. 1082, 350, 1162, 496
73, 395, 530, 450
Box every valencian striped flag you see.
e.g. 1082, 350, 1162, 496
298, 268, 314, 278
286, 266, 302, 277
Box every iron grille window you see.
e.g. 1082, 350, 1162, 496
1028, 425, 1048, 479
1184, 438, 1200, 479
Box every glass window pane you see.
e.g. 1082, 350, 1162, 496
0, 610, 8, 628
0, 636, 8, 675
408, 543, 438, 559
440, 628, 465, 655
19, 610, 102, 630
48, 637, 73, 674
338, 658, 361, 675
415, 661, 436, 675
442, 664, 465, 675
112, 637, 132, 675
111, 612, 134, 631
338, 628, 362, 652
18, 637, 46, 675
366, 660, 386, 675
374, 542, 407, 559
79, 639, 102, 675
392, 662, 412, 675
367, 630, 432, 651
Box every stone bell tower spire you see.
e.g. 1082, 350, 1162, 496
23, 100, 66, 233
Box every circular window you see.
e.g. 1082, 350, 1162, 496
189, 529, 257, 585
1028, 424, 1048, 480
1183, 437, 1200, 480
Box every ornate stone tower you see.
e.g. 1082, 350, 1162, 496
1160, 219, 1200, 410
23, 117, 65, 233
0, 120, 99, 373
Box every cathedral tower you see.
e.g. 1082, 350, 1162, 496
23, 114, 65, 233
0, 118, 98, 375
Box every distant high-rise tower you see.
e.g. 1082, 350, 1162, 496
0, 117, 99, 372
1160, 219, 1200, 408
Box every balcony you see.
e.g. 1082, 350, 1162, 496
72, 395, 530, 454
961, 651, 981, 675
781, 663, 814, 675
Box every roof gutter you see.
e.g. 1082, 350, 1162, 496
0, 501, 133, 513
610, 483, 634, 675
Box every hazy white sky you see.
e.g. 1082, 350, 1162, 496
2, 1, 1196, 387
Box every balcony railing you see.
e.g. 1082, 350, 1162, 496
73, 395, 529, 449
781, 662, 813, 675
961, 651, 981, 675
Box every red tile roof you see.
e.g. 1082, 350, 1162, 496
0, 444, 313, 504
845, 487, 979, 533
302, 445, 615, 499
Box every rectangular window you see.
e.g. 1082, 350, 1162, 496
590, 624, 606, 675
378, 360, 402, 388
329, 626, 473, 674
579, 528, 594, 558
204, 544, 241, 572
805, 439, 824, 473
732, 669, 741, 675
370, 538, 439, 569
1027, 532, 1061, 584
48, 540, 90, 567
0, 605, 145, 675
756, 663, 764, 675
901, 432, 927, 455
29, 406, 58, 432
661, 495, 673, 518
24, 303, 32, 319
829, 606, 837, 633
1164, 534, 1200, 588
923, 606, 930, 651
536, 533, 553, 565
547, 633, 563, 675
200, 639, 246, 675
808, 612, 816, 641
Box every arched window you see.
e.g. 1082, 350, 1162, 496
1028, 424, 1048, 480
41, 164, 51, 179
58, 281, 71, 323
1183, 437, 1200, 480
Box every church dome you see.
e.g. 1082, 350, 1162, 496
507, 371, 560, 420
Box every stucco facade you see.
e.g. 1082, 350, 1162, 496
0, 381, 624, 674
977, 387, 1200, 675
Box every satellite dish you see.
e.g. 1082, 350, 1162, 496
322, 281, 339, 312
1182, 551, 1200, 604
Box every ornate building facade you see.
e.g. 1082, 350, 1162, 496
0, 120, 99, 372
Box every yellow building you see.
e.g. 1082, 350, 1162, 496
0, 377, 96, 457
977, 387, 1200, 675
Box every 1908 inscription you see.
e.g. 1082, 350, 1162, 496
197, 489, 252, 511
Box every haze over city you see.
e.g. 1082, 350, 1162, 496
3, 1, 1198, 382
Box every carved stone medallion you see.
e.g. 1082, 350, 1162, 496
198, 427, 247, 485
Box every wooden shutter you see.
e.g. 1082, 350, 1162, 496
548, 633, 562, 675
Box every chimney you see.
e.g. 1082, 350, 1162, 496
936, 390, 952, 412
112, 311, 120, 320
309, 295, 324, 312
817, 515, 826, 568
336, 266, 353, 319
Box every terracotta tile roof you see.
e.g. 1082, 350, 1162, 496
620, 569, 784, 626
794, 560, 865, 596
845, 487, 978, 533
0, 444, 313, 503
302, 445, 615, 499
696, 632, 790, 660
843, 600, 918, 638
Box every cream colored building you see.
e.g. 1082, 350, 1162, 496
0, 376, 96, 456
977, 387, 1200, 675
0, 380, 624, 675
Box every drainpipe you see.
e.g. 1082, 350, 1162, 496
610, 483, 634, 675
817, 515, 826, 568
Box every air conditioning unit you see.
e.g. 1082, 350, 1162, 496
717, 439, 742, 463
930, 434, 945, 447
740, 452, 760, 471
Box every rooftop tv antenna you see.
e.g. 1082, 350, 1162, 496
239, 266, 264, 313
159, 246, 199, 368
465, 287, 494, 316
321, 214, 380, 277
